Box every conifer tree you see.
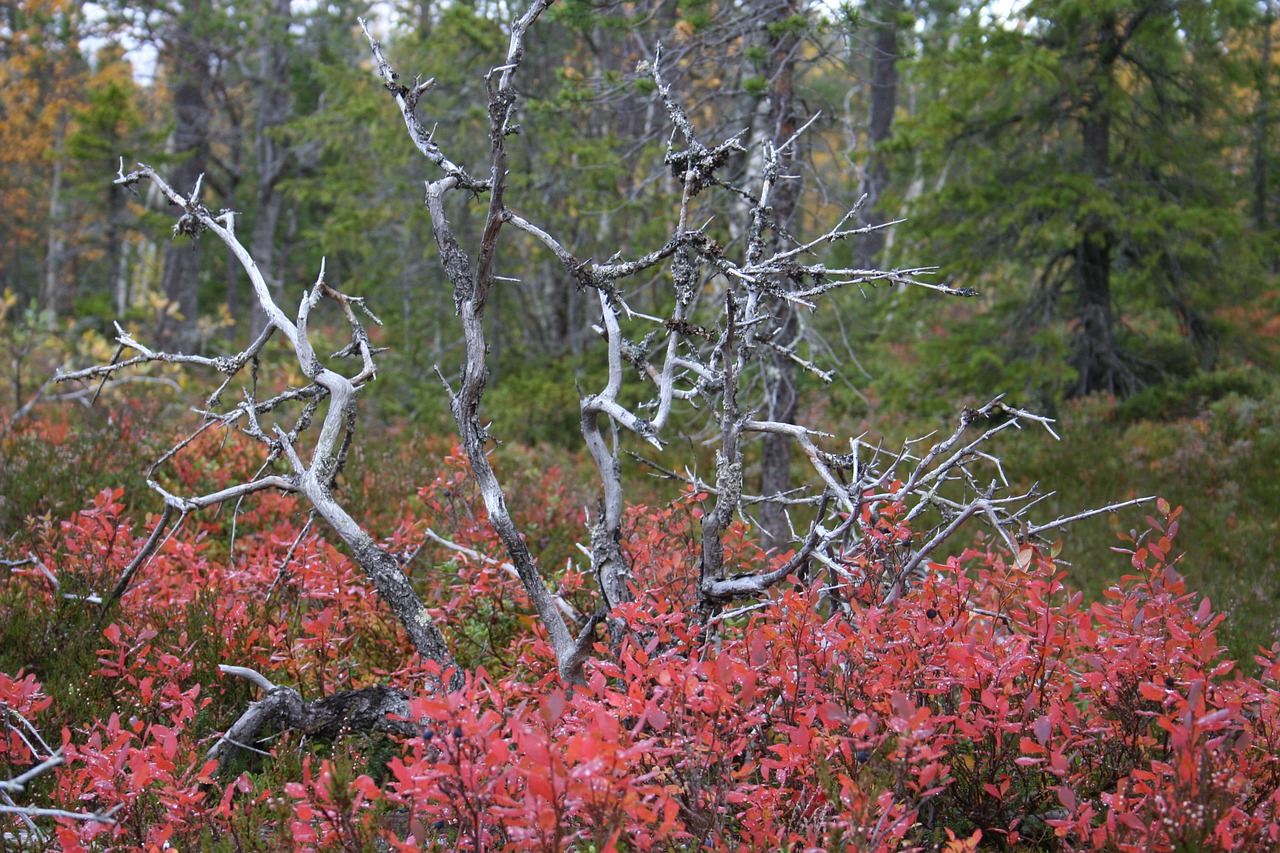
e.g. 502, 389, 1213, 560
904, 0, 1255, 397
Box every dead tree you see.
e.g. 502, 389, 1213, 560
60, 3, 1150, 709
59, 169, 463, 692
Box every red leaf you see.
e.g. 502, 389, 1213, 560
1056, 785, 1077, 812
1033, 715, 1052, 746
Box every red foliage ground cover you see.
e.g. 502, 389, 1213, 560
2, 427, 1279, 851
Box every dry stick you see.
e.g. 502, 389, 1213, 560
358, 19, 487, 189
146, 416, 223, 482
1023, 495, 1157, 539
209, 665, 415, 768
368, 3, 591, 684
0, 744, 115, 828
0, 805, 117, 823
4, 711, 55, 762
100, 166, 461, 689
626, 450, 824, 507
701, 491, 835, 602
2, 375, 181, 440
90, 343, 126, 405
218, 664, 278, 692
580, 292, 654, 612
358, 20, 1142, 676
265, 511, 316, 602
0, 378, 55, 440
742, 401, 1076, 605
0, 790, 43, 842
57, 321, 260, 383
0, 752, 64, 793
94, 503, 177, 627
421, 527, 582, 624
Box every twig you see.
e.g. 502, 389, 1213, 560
95, 503, 177, 625
219, 664, 279, 692
0, 805, 117, 823
1023, 495, 1157, 538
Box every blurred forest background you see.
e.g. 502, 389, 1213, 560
2, 0, 1279, 662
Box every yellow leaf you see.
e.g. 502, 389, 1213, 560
1016, 546, 1035, 570
943, 828, 983, 852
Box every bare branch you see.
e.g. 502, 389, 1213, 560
0, 805, 117, 823
1023, 495, 1157, 539
0, 752, 64, 793
95, 503, 177, 622
70, 164, 465, 690
420, 528, 582, 625
358, 19, 488, 191
218, 664, 279, 692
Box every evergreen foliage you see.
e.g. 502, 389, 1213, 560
898, 0, 1261, 399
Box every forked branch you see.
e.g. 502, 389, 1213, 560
62, 164, 462, 690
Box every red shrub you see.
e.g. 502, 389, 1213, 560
5, 442, 1279, 851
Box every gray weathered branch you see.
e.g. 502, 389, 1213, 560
66, 164, 463, 690
210, 665, 413, 773
370, 1, 593, 685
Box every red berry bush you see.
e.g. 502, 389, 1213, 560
3, 446, 1278, 850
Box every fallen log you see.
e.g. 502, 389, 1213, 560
209, 665, 415, 773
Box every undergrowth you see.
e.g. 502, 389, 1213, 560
2, 391, 1279, 850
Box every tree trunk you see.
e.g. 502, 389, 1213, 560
219, 86, 246, 330
853, 0, 901, 270
1069, 14, 1132, 397
757, 0, 804, 547
1256, 4, 1275, 272
42, 110, 68, 321
109, 180, 131, 316
157, 4, 213, 351
416, 0, 432, 39
247, 0, 293, 342
1072, 228, 1118, 395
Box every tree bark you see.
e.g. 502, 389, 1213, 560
109, 181, 132, 316
1069, 12, 1133, 397
757, 0, 804, 547
416, 0, 432, 39
1257, 12, 1273, 229
209, 669, 414, 773
853, 0, 901, 270
247, 0, 293, 342
157, 3, 213, 351
1255, 3, 1275, 273
42, 110, 68, 320
1072, 228, 1119, 395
